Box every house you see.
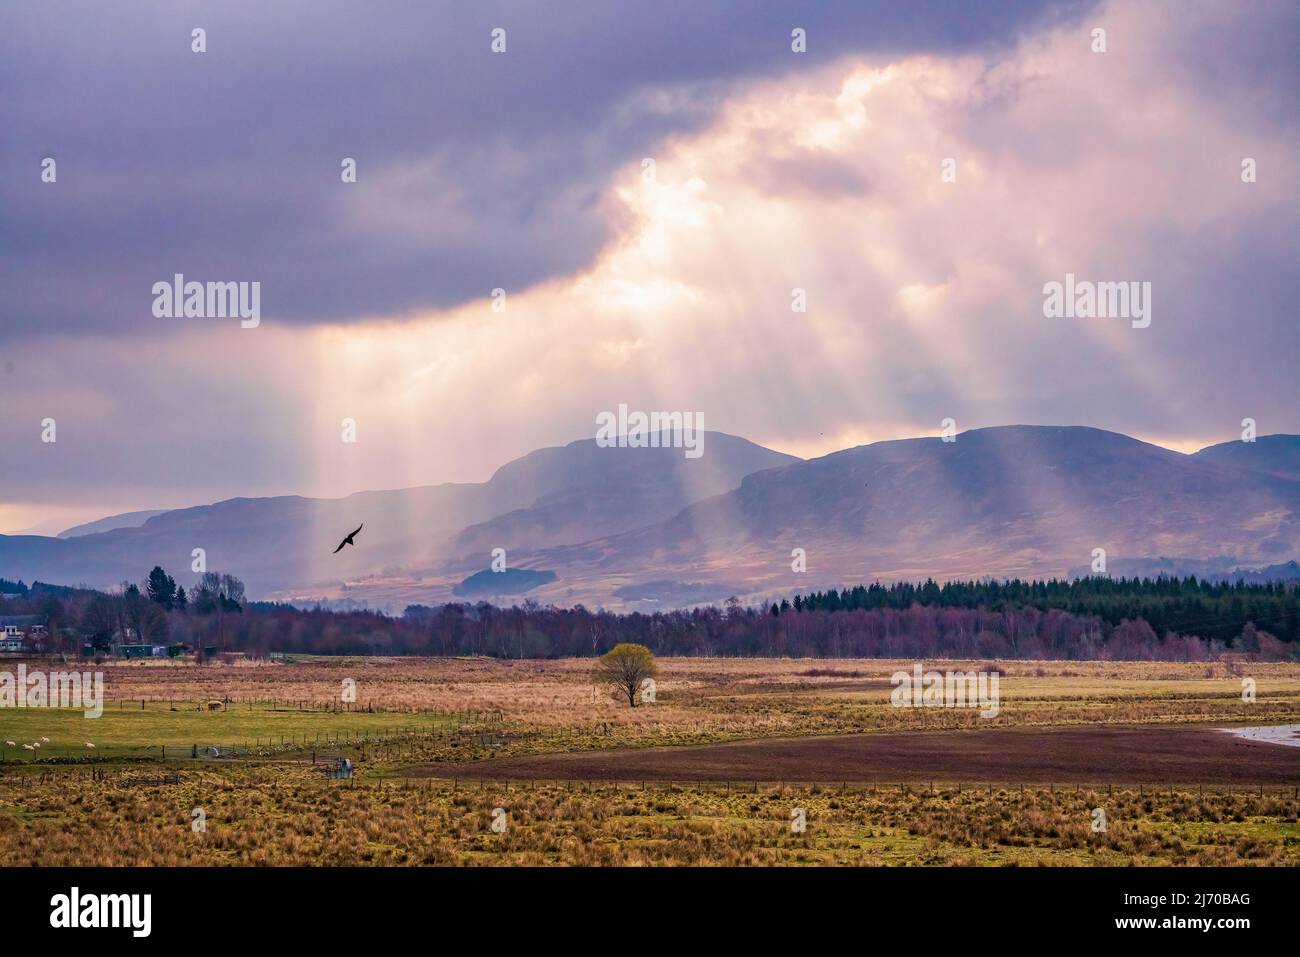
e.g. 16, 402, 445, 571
0, 615, 47, 653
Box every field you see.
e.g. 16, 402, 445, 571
436, 724, 1300, 785
1, 656, 1298, 865
0, 702, 459, 762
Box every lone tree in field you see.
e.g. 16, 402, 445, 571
596, 643, 657, 707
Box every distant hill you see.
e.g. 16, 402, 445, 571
0, 432, 796, 597
453, 567, 557, 597
58, 508, 170, 538
1192, 434, 1300, 481
1066, 556, 1300, 584
5, 425, 1298, 609
443, 432, 799, 563
528, 426, 1300, 603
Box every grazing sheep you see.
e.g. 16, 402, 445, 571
21, 744, 33, 751
40, 736, 49, 742
31, 741, 40, 748
4, 740, 14, 747
85, 742, 96, 749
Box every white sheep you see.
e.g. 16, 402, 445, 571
21, 744, 33, 751
84, 742, 96, 748
40, 736, 49, 743
4, 740, 14, 747
31, 741, 40, 748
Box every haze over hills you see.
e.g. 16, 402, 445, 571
0, 432, 795, 601
443, 434, 799, 563
58, 508, 170, 539
1192, 435, 1300, 482
521, 426, 1300, 605
1, 426, 1297, 610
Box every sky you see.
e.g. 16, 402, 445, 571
1, 0, 1297, 534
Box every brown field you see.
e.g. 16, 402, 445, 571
57, 655, 1300, 737
1, 655, 1298, 865
437, 724, 1300, 784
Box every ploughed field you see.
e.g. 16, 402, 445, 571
436, 724, 1300, 785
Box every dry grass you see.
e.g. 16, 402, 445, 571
0, 768, 1294, 866
9, 656, 1294, 765
2, 657, 1296, 866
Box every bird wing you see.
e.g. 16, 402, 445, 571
333, 524, 363, 553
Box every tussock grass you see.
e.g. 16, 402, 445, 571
0, 770, 1294, 866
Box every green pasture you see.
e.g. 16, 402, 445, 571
0, 703, 458, 762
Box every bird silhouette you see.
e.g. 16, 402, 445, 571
333, 524, 363, 554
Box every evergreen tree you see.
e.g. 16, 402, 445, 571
145, 566, 178, 610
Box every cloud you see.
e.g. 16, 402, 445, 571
0, 0, 1086, 340
1, 0, 1296, 528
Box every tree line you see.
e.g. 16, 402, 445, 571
773, 576, 1300, 647
0, 568, 1294, 661
0, 567, 248, 655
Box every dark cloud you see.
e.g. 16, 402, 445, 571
0, 0, 1091, 339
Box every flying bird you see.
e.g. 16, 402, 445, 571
333, 523, 364, 554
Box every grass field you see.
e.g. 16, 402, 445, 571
0, 770, 1295, 866
0, 702, 458, 761
0, 656, 1297, 865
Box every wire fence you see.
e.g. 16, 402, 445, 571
0, 709, 504, 765
100, 695, 504, 717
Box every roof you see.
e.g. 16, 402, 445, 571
0, 615, 44, 627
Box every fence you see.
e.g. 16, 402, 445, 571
103, 696, 503, 719
0, 710, 505, 764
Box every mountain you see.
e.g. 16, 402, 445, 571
58, 509, 171, 539
519, 426, 1300, 604
452, 567, 558, 598
5, 425, 1297, 610
1192, 435, 1300, 481
1065, 556, 1300, 583
0, 432, 796, 597
442, 433, 800, 564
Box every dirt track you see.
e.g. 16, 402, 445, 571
434, 725, 1300, 785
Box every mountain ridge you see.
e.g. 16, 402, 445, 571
3, 426, 1297, 609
